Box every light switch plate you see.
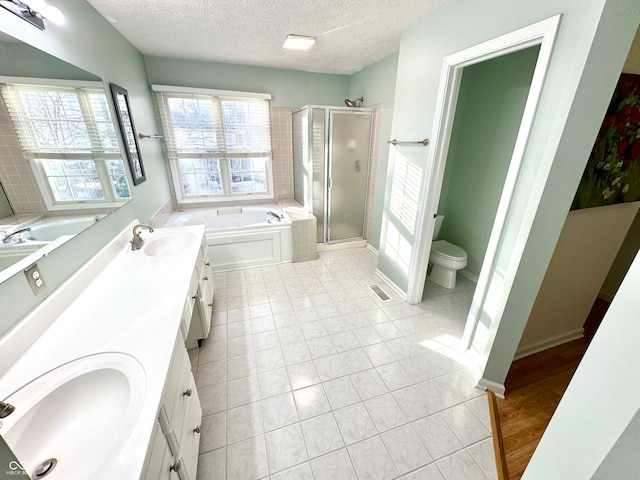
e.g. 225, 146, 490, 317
24, 263, 46, 295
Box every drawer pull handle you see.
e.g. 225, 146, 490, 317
194, 425, 201, 434
170, 460, 181, 472
183, 388, 192, 397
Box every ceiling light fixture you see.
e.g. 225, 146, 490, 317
283, 34, 316, 51
0, 0, 65, 30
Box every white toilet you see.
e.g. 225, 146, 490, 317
428, 215, 468, 289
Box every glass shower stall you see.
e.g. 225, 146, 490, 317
292, 106, 373, 244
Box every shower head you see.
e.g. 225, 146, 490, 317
344, 96, 364, 108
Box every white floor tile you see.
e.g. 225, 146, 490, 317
439, 404, 491, 446
412, 414, 464, 460
381, 424, 433, 475
226, 402, 263, 444
323, 376, 361, 410
287, 360, 321, 390
257, 367, 292, 399
350, 368, 389, 400
293, 383, 331, 420
196, 248, 487, 480
310, 448, 358, 480
348, 435, 398, 480
436, 450, 488, 480
261, 392, 299, 432
364, 393, 408, 433
300, 412, 345, 458
334, 402, 378, 445
226, 435, 269, 480
265, 423, 309, 473
200, 411, 226, 453
271, 462, 314, 480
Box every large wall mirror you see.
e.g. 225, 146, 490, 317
0, 32, 132, 283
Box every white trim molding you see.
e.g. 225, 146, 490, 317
151, 84, 271, 99
476, 377, 506, 399
375, 268, 407, 301
514, 328, 584, 360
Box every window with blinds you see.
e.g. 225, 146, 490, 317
0, 82, 131, 208
154, 87, 273, 202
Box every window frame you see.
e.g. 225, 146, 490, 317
0, 77, 132, 211
154, 85, 274, 205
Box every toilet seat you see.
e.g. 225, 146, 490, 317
431, 240, 467, 261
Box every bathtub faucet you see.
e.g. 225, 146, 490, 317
130, 224, 154, 251
2, 227, 32, 244
266, 211, 284, 222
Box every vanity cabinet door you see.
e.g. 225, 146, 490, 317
185, 253, 214, 349
143, 420, 176, 480
179, 388, 203, 480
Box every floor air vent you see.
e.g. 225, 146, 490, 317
369, 284, 392, 302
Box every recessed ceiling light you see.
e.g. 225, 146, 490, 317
283, 34, 316, 51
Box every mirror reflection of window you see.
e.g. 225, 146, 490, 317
0, 81, 132, 210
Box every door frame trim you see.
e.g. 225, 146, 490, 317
404, 16, 562, 349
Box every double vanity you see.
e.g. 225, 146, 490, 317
0, 221, 213, 479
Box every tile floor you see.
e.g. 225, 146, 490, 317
190, 248, 497, 480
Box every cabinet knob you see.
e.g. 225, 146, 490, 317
194, 425, 201, 434
183, 388, 192, 397
192, 294, 198, 301
208, 303, 213, 307
203, 276, 208, 281
205, 262, 210, 267
170, 460, 181, 472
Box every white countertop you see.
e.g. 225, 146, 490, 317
0, 223, 206, 480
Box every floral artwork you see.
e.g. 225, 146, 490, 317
572, 73, 640, 210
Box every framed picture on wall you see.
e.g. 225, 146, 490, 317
110, 83, 146, 185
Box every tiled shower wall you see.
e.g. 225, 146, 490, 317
0, 97, 46, 214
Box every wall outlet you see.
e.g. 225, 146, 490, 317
24, 263, 46, 295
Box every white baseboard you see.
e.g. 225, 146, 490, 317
514, 328, 585, 360
476, 377, 506, 399
365, 243, 379, 256
374, 268, 407, 301
316, 240, 367, 252
460, 269, 479, 283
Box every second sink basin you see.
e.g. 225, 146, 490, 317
0, 352, 146, 480
143, 230, 196, 257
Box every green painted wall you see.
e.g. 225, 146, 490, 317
437, 46, 539, 277
349, 53, 399, 250
0, 0, 172, 336
376, 0, 640, 390
144, 56, 349, 108
0, 41, 100, 80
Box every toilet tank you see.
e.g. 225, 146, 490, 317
433, 215, 444, 240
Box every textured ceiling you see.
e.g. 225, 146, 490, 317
86, 0, 448, 74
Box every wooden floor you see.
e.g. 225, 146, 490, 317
495, 298, 609, 479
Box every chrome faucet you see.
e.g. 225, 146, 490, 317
130, 224, 154, 251
266, 210, 284, 222
0, 401, 15, 418
2, 227, 32, 244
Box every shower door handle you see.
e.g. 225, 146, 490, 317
328, 177, 332, 189
354, 160, 361, 172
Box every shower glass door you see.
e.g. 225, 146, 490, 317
328, 110, 372, 242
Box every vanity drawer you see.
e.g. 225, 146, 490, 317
180, 270, 201, 340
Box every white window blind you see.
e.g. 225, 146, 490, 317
155, 89, 273, 201
0, 82, 131, 206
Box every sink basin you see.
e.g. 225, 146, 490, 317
0, 352, 146, 480
142, 231, 196, 257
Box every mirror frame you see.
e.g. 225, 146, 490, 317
110, 83, 146, 185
